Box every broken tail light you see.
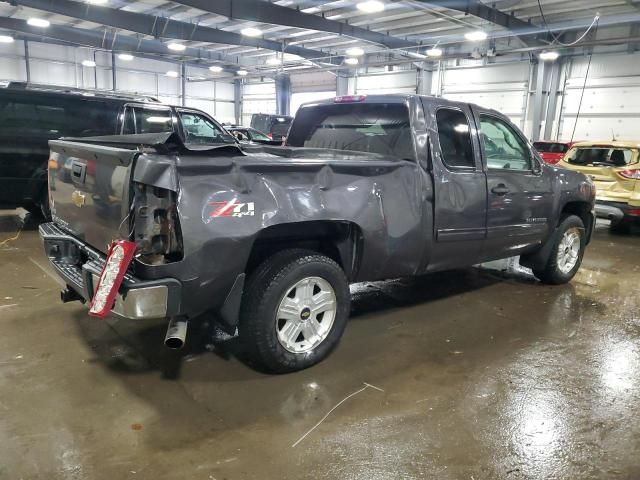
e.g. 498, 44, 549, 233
89, 240, 137, 318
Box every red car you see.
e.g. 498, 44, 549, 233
533, 141, 575, 164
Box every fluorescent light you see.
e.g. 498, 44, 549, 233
266, 57, 282, 66
86, 0, 108, 3
81, 60, 96, 67
357, 0, 385, 13
27, 18, 50, 28
166, 70, 179, 77
241, 27, 262, 37
344, 57, 358, 65
237, 70, 248, 76
346, 47, 364, 56
118, 53, 134, 61
167, 42, 186, 52
0, 35, 14, 43
539, 51, 560, 61
465, 30, 488, 41
426, 47, 443, 57
209, 65, 223, 72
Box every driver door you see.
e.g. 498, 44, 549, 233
471, 107, 553, 260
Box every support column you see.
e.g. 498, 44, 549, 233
543, 60, 563, 140
416, 63, 433, 95
234, 79, 242, 125
111, 51, 117, 91
181, 62, 186, 106
24, 40, 31, 83
530, 61, 548, 142
336, 74, 349, 96
275, 73, 291, 116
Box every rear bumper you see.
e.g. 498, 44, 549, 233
595, 200, 640, 223
39, 222, 181, 320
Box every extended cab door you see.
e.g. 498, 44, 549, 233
471, 107, 553, 260
422, 98, 488, 270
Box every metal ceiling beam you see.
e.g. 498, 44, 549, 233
5, 0, 336, 62
414, 0, 551, 46
171, 0, 421, 50
0, 16, 247, 70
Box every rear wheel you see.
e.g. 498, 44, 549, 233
533, 215, 585, 284
239, 249, 350, 373
610, 218, 632, 234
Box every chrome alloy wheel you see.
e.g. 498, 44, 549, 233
557, 227, 581, 274
275, 276, 337, 354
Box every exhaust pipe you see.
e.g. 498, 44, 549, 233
164, 317, 188, 349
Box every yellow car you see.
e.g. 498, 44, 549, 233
558, 141, 640, 232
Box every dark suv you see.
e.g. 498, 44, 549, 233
0, 82, 232, 216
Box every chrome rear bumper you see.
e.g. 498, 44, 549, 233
39, 222, 181, 320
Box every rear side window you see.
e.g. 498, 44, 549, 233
0, 96, 119, 137
533, 142, 568, 154
566, 147, 636, 167
436, 108, 475, 168
287, 103, 414, 160
123, 107, 174, 135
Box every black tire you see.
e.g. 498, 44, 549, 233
533, 214, 586, 285
239, 249, 350, 373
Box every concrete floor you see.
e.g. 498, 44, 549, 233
1, 210, 639, 480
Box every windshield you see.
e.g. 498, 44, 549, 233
565, 147, 637, 167
250, 128, 272, 141
533, 142, 568, 154
287, 103, 414, 160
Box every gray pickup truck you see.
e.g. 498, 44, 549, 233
40, 94, 595, 372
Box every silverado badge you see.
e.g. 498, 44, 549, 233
71, 190, 86, 208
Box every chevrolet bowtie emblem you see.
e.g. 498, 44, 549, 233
72, 190, 86, 208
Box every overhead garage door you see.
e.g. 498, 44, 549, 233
442, 62, 530, 131
355, 71, 416, 95
558, 53, 640, 141
242, 81, 276, 126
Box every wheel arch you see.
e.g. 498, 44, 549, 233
245, 220, 364, 281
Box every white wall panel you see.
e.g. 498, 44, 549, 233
215, 102, 236, 124
355, 71, 416, 94
242, 81, 276, 126
216, 82, 235, 101
291, 91, 336, 115
291, 71, 336, 93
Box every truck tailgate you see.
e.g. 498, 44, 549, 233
49, 139, 139, 253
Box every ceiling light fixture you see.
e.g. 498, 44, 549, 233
167, 42, 186, 52
241, 27, 262, 37
346, 47, 364, 56
357, 0, 385, 13
237, 69, 248, 76
539, 51, 560, 61
209, 65, 223, 72
166, 70, 179, 77
27, 18, 50, 28
465, 30, 488, 41
426, 47, 443, 57
344, 57, 359, 65
118, 53, 134, 61
0, 35, 14, 43
82, 60, 96, 67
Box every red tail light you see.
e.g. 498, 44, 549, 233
628, 208, 640, 216
89, 240, 137, 318
267, 133, 273, 139
618, 169, 640, 180
334, 95, 366, 103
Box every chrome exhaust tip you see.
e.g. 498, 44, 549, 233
164, 318, 188, 349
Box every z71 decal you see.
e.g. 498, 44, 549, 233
203, 196, 255, 224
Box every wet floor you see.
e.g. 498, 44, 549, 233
1, 210, 639, 479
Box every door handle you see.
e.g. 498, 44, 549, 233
491, 184, 510, 196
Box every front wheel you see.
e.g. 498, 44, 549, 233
533, 215, 586, 284
239, 249, 350, 373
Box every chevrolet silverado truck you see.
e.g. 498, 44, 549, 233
39, 95, 595, 373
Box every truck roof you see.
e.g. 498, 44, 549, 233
571, 140, 640, 149
0, 81, 160, 103
299, 93, 502, 117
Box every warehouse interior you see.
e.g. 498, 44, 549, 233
1, 0, 639, 479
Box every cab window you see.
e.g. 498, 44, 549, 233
123, 107, 174, 134
179, 111, 229, 144
479, 115, 532, 171
435, 108, 475, 168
